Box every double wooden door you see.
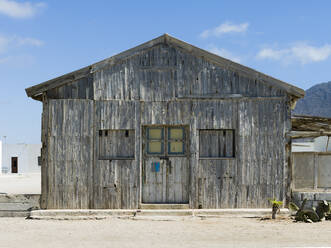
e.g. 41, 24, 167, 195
142, 126, 189, 204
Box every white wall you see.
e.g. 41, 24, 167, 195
1, 143, 41, 174
292, 141, 315, 152
292, 136, 331, 153
314, 136, 331, 152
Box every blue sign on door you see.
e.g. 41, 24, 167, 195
152, 162, 160, 172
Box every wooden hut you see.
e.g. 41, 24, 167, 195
26, 34, 305, 209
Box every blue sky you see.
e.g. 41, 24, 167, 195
1, 0, 331, 144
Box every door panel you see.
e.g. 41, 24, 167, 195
167, 157, 189, 203
142, 158, 167, 203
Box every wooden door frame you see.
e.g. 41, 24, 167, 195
140, 124, 190, 205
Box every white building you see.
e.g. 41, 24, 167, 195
0, 141, 41, 174
314, 136, 331, 152
292, 136, 331, 152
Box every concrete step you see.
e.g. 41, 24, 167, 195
140, 204, 189, 209
0, 194, 40, 217
137, 209, 192, 216
0, 210, 30, 217
29, 208, 290, 220
29, 209, 136, 220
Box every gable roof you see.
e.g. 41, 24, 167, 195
26, 34, 305, 100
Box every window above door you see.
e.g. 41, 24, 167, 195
146, 126, 187, 156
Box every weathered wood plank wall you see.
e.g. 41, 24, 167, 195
41, 42, 291, 209
93, 43, 285, 101
193, 99, 287, 208
93, 101, 138, 209
46, 76, 94, 100
43, 99, 94, 209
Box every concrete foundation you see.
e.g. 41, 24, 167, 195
0, 194, 40, 217
0, 193, 291, 220
29, 208, 290, 220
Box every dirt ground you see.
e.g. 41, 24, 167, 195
1, 216, 331, 248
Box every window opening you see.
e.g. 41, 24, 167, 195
199, 129, 235, 158
146, 127, 164, 155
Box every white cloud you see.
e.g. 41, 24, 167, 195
200, 22, 249, 38
0, 35, 10, 53
257, 48, 285, 61
207, 45, 242, 63
0, 35, 43, 64
0, 35, 43, 54
0, 0, 45, 19
0, 35, 44, 67
257, 43, 331, 65
16, 37, 44, 47
0, 56, 9, 63
0, 54, 35, 67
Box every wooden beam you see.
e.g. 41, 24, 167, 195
326, 136, 330, 152
177, 95, 285, 100
288, 131, 331, 139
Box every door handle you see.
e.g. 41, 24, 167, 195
142, 163, 146, 184
168, 160, 172, 174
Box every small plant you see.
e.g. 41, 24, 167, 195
269, 199, 283, 219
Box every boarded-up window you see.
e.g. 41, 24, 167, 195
99, 130, 135, 159
199, 130, 235, 158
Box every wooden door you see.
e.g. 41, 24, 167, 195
11, 157, 18, 173
142, 126, 189, 203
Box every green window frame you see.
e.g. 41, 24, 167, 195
145, 126, 186, 156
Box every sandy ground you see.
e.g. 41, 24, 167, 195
0, 217, 331, 248
0, 173, 40, 194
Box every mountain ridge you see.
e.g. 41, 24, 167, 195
293, 81, 331, 118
